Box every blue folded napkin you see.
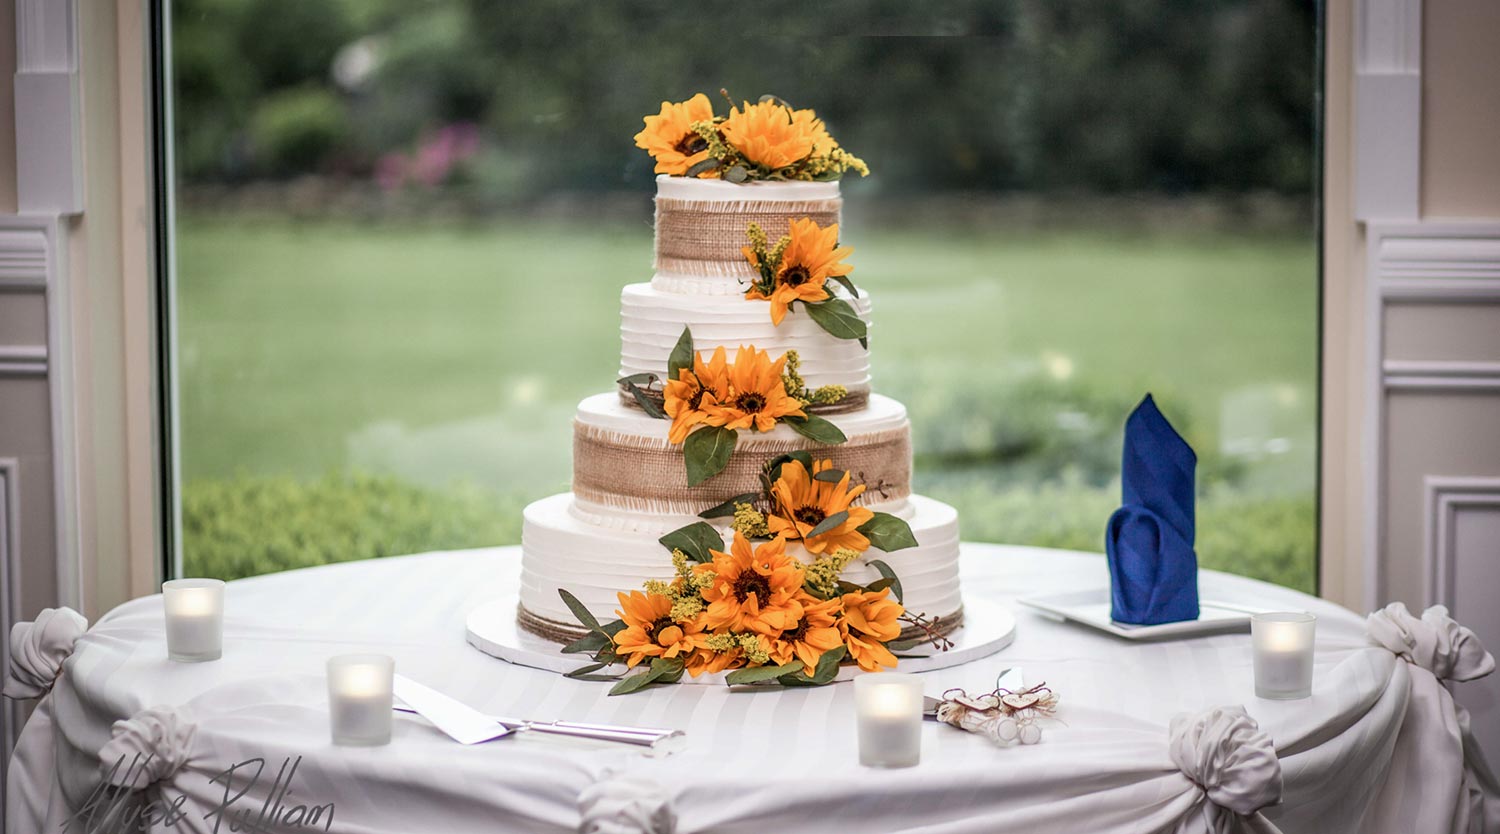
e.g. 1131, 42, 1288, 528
1105, 394, 1200, 625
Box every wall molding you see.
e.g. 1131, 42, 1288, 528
0, 216, 82, 612
1353, 0, 1422, 220
1422, 476, 1500, 609
1364, 222, 1500, 609
14, 0, 83, 214
0, 458, 20, 797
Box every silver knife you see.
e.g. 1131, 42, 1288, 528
391, 675, 514, 745
391, 704, 685, 752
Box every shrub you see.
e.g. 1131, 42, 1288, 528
248, 86, 349, 175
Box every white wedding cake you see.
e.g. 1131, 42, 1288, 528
516, 174, 963, 641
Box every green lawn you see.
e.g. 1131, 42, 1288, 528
177, 212, 1318, 591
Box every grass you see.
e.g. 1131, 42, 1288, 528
177, 211, 1318, 591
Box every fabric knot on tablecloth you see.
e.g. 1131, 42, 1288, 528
1366, 602, 1495, 682
2, 607, 88, 699
1169, 705, 1282, 826
578, 774, 676, 834
99, 705, 196, 788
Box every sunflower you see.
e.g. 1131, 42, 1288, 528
695, 532, 805, 636
767, 459, 875, 555
839, 588, 904, 672
611, 589, 705, 667
744, 218, 854, 326
705, 347, 806, 432
791, 107, 838, 156
685, 645, 742, 677
663, 345, 730, 444
633, 94, 717, 176
767, 593, 845, 676
719, 100, 816, 170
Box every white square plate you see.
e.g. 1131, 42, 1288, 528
1016, 588, 1268, 640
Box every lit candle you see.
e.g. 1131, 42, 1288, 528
854, 672, 923, 768
162, 579, 225, 662
327, 654, 394, 746
1251, 612, 1316, 700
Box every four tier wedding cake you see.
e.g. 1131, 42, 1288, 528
516, 95, 964, 665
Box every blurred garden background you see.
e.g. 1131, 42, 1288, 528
172, 0, 1320, 590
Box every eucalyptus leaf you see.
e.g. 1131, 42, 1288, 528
685, 158, 722, 178
572, 673, 631, 682
863, 576, 897, 595
785, 414, 848, 445
684, 425, 737, 486
558, 589, 601, 630
780, 644, 847, 686
858, 514, 920, 555
724, 165, 748, 183
564, 662, 613, 679
812, 468, 848, 483
658, 521, 726, 563
884, 637, 924, 652
830, 274, 860, 299
609, 667, 665, 696
806, 510, 850, 539
765, 450, 814, 482
758, 93, 795, 109
615, 372, 658, 386
666, 327, 695, 383
859, 336, 869, 350
698, 492, 762, 519
866, 558, 905, 603
803, 297, 867, 341
561, 632, 609, 654
725, 661, 803, 686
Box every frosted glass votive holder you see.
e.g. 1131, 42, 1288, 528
328, 654, 394, 746
162, 578, 225, 662
1252, 612, 1316, 700
855, 672, 923, 768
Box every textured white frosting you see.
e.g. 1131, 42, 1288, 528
620, 283, 872, 392
655, 174, 840, 202
519, 491, 961, 627
576, 390, 905, 442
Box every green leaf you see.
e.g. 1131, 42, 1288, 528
866, 558, 905, 603
624, 381, 667, 419
803, 297, 867, 341
765, 450, 814, 482
666, 327, 695, 383
812, 467, 848, 483
779, 645, 846, 686
758, 93, 795, 109
863, 576, 897, 595
725, 661, 803, 686
724, 165, 749, 184
858, 514, 920, 555
561, 632, 610, 654
564, 661, 621, 679
806, 510, 850, 539
885, 637, 924, 652
699, 492, 762, 519
830, 274, 860, 299
684, 425, 737, 486
859, 336, 869, 350
658, 521, 725, 563
784, 414, 847, 445
609, 667, 664, 696
558, 589, 601, 630
616, 372, 658, 386
685, 158, 721, 178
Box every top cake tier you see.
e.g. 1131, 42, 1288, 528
652, 174, 841, 296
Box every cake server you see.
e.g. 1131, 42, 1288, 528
391, 675, 514, 745
391, 704, 687, 752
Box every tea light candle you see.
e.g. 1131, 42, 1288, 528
854, 672, 923, 768
1251, 611, 1316, 700
162, 578, 225, 662
327, 654, 394, 746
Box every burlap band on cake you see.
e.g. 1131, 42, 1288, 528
616, 386, 870, 416
654, 197, 842, 278
573, 421, 911, 516
517, 602, 964, 646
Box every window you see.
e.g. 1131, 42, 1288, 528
168, 1, 1319, 591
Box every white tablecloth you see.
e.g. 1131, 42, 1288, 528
5, 545, 1497, 834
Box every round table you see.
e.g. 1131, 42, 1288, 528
5, 544, 1490, 834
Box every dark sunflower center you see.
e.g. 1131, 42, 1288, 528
735, 392, 767, 413
783, 620, 809, 643
674, 133, 708, 156
794, 505, 827, 526
781, 265, 811, 287
688, 386, 706, 411
650, 616, 674, 634
733, 572, 772, 603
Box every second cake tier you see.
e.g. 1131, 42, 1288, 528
573, 392, 911, 518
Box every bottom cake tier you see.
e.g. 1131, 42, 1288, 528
517, 491, 962, 642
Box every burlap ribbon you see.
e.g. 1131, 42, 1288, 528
572, 421, 910, 516
654, 196, 842, 278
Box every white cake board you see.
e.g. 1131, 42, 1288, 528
466, 593, 1015, 684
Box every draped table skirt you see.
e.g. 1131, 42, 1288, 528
6, 545, 1497, 834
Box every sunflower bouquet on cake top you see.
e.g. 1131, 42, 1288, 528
633, 91, 869, 183
559, 452, 953, 695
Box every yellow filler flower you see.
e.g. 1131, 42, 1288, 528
744, 217, 854, 326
